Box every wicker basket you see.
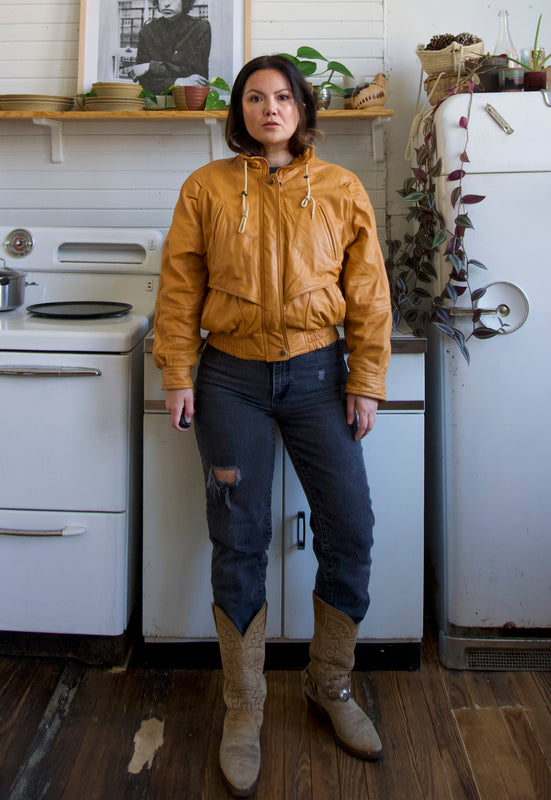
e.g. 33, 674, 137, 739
416, 39, 485, 76
424, 72, 480, 106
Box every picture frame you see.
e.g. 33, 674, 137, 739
78, 0, 251, 94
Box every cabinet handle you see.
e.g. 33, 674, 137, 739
0, 366, 102, 377
0, 525, 86, 537
296, 511, 306, 550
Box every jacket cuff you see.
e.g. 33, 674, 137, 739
160, 366, 194, 391
345, 376, 386, 402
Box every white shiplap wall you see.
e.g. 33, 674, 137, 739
0, 0, 80, 96
0, 0, 386, 235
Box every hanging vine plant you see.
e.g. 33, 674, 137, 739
385, 65, 505, 362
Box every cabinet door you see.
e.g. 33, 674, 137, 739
143, 413, 283, 640
283, 413, 424, 641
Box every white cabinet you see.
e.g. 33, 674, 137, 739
143, 337, 425, 646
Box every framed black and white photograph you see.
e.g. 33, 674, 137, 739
78, 0, 251, 95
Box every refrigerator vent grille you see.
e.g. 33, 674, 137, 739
466, 648, 551, 671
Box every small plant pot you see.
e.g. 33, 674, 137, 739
173, 85, 210, 111
498, 68, 524, 92
523, 70, 547, 91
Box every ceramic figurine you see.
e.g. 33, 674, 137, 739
351, 74, 387, 109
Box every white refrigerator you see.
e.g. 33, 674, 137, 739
425, 91, 551, 669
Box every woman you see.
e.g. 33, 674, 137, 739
128, 0, 210, 94
153, 54, 392, 797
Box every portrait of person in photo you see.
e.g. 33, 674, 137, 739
127, 0, 211, 93
82, 0, 244, 98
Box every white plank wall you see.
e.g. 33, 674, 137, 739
0, 0, 386, 234
1, 1, 537, 236
0, 0, 80, 95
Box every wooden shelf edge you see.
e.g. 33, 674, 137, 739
0, 108, 393, 120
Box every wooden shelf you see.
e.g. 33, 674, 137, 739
0, 108, 393, 120
0, 107, 394, 163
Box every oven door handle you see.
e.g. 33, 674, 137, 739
0, 366, 102, 377
0, 525, 86, 537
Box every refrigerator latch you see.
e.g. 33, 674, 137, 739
485, 104, 514, 135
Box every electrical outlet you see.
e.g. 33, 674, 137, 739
146, 279, 154, 291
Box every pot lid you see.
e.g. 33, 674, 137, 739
26, 301, 133, 319
0, 267, 26, 285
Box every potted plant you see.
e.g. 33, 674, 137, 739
507, 14, 550, 90
163, 76, 231, 111
386, 63, 499, 362
279, 47, 354, 108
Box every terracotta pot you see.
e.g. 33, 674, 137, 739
523, 71, 547, 91
173, 85, 210, 110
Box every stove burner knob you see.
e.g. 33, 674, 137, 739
4, 228, 34, 258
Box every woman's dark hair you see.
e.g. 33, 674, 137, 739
225, 55, 318, 157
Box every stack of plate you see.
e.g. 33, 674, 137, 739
0, 94, 74, 112
84, 82, 145, 111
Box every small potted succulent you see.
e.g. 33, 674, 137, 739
279, 46, 354, 108
507, 14, 550, 90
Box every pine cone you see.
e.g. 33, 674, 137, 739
425, 32, 479, 51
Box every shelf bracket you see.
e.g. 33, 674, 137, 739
370, 117, 389, 162
33, 117, 63, 163
204, 117, 224, 161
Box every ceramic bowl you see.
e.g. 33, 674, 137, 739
0, 94, 74, 111
92, 82, 143, 99
83, 97, 145, 111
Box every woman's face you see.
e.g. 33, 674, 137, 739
241, 69, 301, 162
157, 0, 183, 17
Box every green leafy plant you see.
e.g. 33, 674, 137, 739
508, 14, 551, 70
203, 76, 231, 109
140, 87, 157, 103
279, 47, 353, 95
385, 64, 505, 362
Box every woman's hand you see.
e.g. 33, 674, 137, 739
347, 394, 379, 441
166, 388, 195, 431
173, 73, 208, 86
127, 62, 150, 81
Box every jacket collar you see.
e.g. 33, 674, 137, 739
239, 147, 316, 173
236, 148, 316, 234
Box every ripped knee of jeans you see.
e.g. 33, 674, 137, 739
208, 466, 240, 508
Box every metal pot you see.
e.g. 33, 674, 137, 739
0, 266, 27, 311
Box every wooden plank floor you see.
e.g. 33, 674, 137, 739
1, 622, 550, 800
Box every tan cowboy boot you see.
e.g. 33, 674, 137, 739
302, 593, 383, 760
212, 603, 267, 797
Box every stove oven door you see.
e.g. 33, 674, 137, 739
0, 350, 136, 511
0, 347, 142, 636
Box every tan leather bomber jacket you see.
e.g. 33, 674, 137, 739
153, 147, 392, 400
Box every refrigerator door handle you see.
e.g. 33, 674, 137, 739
435, 282, 529, 334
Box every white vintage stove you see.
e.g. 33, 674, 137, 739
0, 226, 162, 640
